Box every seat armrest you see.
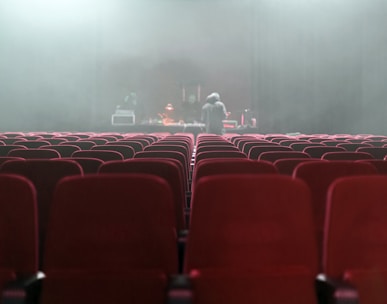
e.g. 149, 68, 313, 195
168, 274, 192, 304
316, 274, 359, 304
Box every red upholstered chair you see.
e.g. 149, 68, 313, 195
185, 174, 318, 304
293, 161, 377, 269
0, 138, 26, 145
303, 146, 346, 158
356, 147, 387, 160
12, 140, 51, 148
41, 174, 177, 304
109, 140, 144, 153
273, 159, 324, 175
0, 159, 83, 265
0, 145, 27, 156
321, 151, 374, 161
258, 151, 310, 162
40, 145, 80, 157
71, 150, 124, 162
196, 145, 239, 154
323, 176, 387, 304
8, 148, 61, 159
289, 143, 325, 152
248, 146, 291, 159
144, 144, 190, 165
241, 141, 279, 155
99, 159, 187, 230
320, 140, 348, 147
356, 160, 387, 174
336, 143, 373, 151
60, 141, 95, 150
61, 157, 104, 174
195, 150, 246, 164
192, 158, 277, 193
0, 156, 24, 166
91, 145, 135, 159
134, 151, 189, 190
0, 174, 38, 299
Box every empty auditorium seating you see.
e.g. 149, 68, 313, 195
273, 159, 324, 175
12, 140, 51, 148
0, 174, 38, 298
356, 147, 387, 160
293, 161, 377, 268
195, 150, 247, 164
321, 151, 374, 161
62, 157, 104, 174
41, 174, 177, 304
336, 143, 373, 151
0, 159, 83, 265
71, 150, 124, 161
248, 145, 291, 159
303, 146, 346, 158
323, 175, 387, 304
40, 145, 81, 157
0, 145, 27, 156
109, 140, 144, 152
357, 160, 387, 174
289, 143, 325, 152
134, 150, 189, 189
192, 159, 277, 193
185, 174, 318, 304
99, 159, 187, 230
258, 151, 310, 162
91, 145, 135, 159
60, 141, 96, 150
8, 148, 61, 159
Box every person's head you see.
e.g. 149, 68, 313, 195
206, 92, 220, 104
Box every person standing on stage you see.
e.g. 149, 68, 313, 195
201, 92, 227, 135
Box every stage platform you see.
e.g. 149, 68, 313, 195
105, 123, 259, 136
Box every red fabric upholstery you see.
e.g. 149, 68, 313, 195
42, 174, 177, 304
294, 161, 377, 270
190, 267, 317, 304
8, 148, 61, 159
185, 174, 317, 273
72, 150, 124, 161
321, 151, 374, 161
0, 174, 38, 290
0, 159, 83, 265
258, 151, 310, 162
324, 176, 387, 304
99, 158, 186, 230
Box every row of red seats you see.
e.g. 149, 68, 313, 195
195, 134, 387, 161
2, 172, 387, 303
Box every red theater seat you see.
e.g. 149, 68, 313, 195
248, 145, 291, 159
185, 174, 318, 304
303, 146, 346, 158
41, 174, 177, 304
273, 158, 324, 175
293, 161, 377, 269
324, 176, 387, 304
0, 159, 83, 265
0, 175, 38, 297
99, 159, 187, 230
91, 145, 135, 159
72, 150, 124, 161
192, 158, 277, 193
8, 148, 61, 159
258, 151, 310, 162
321, 151, 374, 161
